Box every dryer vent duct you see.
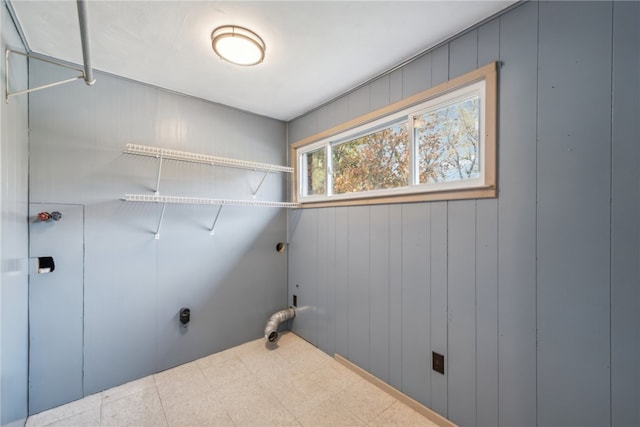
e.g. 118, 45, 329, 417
264, 307, 295, 342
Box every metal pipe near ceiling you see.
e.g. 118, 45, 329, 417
76, 0, 96, 85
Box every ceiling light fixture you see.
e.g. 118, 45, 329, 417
211, 25, 265, 66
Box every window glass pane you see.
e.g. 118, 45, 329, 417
415, 95, 480, 184
331, 121, 409, 195
303, 147, 326, 196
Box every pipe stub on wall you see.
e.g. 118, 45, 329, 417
264, 307, 295, 342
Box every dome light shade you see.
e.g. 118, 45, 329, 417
211, 25, 265, 66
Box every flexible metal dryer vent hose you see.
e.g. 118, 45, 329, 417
264, 307, 296, 342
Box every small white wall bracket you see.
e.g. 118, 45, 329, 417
209, 205, 224, 236
252, 168, 273, 199
155, 202, 167, 240
154, 155, 164, 195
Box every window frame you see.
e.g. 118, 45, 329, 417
291, 62, 498, 207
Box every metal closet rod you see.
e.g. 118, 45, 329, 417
5, 0, 94, 102
123, 194, 300, 209
123, 144, 294, 174
77, 0, 96, 86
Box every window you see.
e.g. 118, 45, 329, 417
301, 147, 326, 196
292, 62, 497, 206
412, 84, 483, 190
332, 119, 409, 195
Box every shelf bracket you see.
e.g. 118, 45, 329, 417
5, 49, 88, 103
155, 202, 167, 240
154, 155, 164, 195
252, 168, 272, 198
209, 205, 224, 236
5, 1, 95, 103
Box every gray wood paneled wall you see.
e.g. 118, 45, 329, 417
287, 2, 640, 426
0, 3, 29, 426
27, 60, 289, 407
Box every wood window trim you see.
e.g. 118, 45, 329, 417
291, 61, 498, 208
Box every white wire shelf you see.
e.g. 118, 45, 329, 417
123, 144, 293, 174
123, 194, 300, 209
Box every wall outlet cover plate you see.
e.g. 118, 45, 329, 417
432, 351, 445, 375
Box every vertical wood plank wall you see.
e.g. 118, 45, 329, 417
611, 2, 640, 426
536, 3, 612, 426
0, 3, 30, 425
287, 2, 639, 426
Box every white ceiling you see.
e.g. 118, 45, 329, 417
10, 1, 516, 121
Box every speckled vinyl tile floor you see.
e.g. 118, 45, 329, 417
26, 332, 440, 427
